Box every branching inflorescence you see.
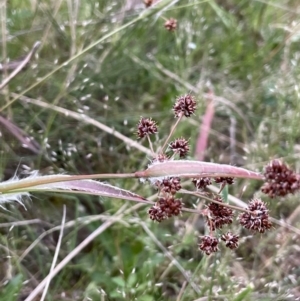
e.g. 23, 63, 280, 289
136, 94, 300, 255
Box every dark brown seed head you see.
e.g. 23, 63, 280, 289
173, 94, 197, 117
156, 177, 181, 195
207, 196, 234, 230
137, 117, 158, 138
261, 159, 300, 198
158, 196, 182, 218
169, 137, 189, 158
192, 177, 212, 190
148, 206, 165, 222
221, 232, 239, 249
164, 18, 177, 31
215, 177, 235, 185
199, 235, 219, 255
238, 199, 272, 233
144, 0, 153, 7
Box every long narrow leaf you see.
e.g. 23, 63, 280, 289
136, 160, 263, 180
9, 179, 147, 204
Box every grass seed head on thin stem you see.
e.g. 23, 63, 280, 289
169, 137, 189, 158
148, 205, 165, 222
164, 18, 177, 31
207, 196, 234, 230
221, 232, 239, 249
238, 198, 272, 233
173, 94, 197, 117
199, 235, 219, 255
156, 177, 181, 195
192, 177, 212, 190
215, 177, 235, 185
137, 117, 158, 138
149, 196, 182, 222
158, 196, 182, 218
261, 159, 300, 197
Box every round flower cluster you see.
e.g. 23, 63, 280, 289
261, 159, 300, 197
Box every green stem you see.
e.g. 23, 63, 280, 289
180, 189, 248, 213
160, 113, 183, 153
0, 173, 136, 193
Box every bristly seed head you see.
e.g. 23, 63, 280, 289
261, 159, 300, 198
199, 235, 219, 255
207, 196, 234, 230
158, 196, 182, 217
164, 18, 177, 31
156, 177, 181, 195
137, 117, 158, 138
169, 137, 189, 158
149, 196, 182, 222
238, 198, 272, 233
215, 177, 235, 185
221, 232, 239, 249
192, 177, 212, 190
173, 94, 197, 117
148, 205, 165, 222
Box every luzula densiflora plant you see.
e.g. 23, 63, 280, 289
0, 94, 299, 256
135, 94, 300, 255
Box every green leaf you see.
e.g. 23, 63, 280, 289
221, 184, 229, 203
139, 295, 155, 301
127, 273, 137, 288
112, 276, 126, 287
232, 287, 253, 301
0, 274, 23, 301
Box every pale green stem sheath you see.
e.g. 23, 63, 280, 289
0, 173, 136, 194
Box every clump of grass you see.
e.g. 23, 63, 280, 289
1, 92, 300, 301
1, 0, 300, 300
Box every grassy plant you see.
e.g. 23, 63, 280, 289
1, 0, 300, 300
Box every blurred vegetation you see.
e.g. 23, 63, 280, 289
0, 0, 300, 300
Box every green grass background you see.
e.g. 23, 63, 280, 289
1, 0, 300, 300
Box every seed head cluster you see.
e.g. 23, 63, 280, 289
238, 199, 272, 233
137, 117, 158, 138
199, 235, 219, 255
215, 177, 235, 185
136, 96, 290, 256
164, 18, 177, 31
261, 159, 300, 198
155, 177, 181, 195
137, 95, 196, 223
192, 177, 212, 190
148, 205, 165, 222
197, 196, 239, 255
221, 232, 239, 249
169, 138, 189, 158
148, 196, 182, 222
173, 94, 197, 117
207, 197, 234, 230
